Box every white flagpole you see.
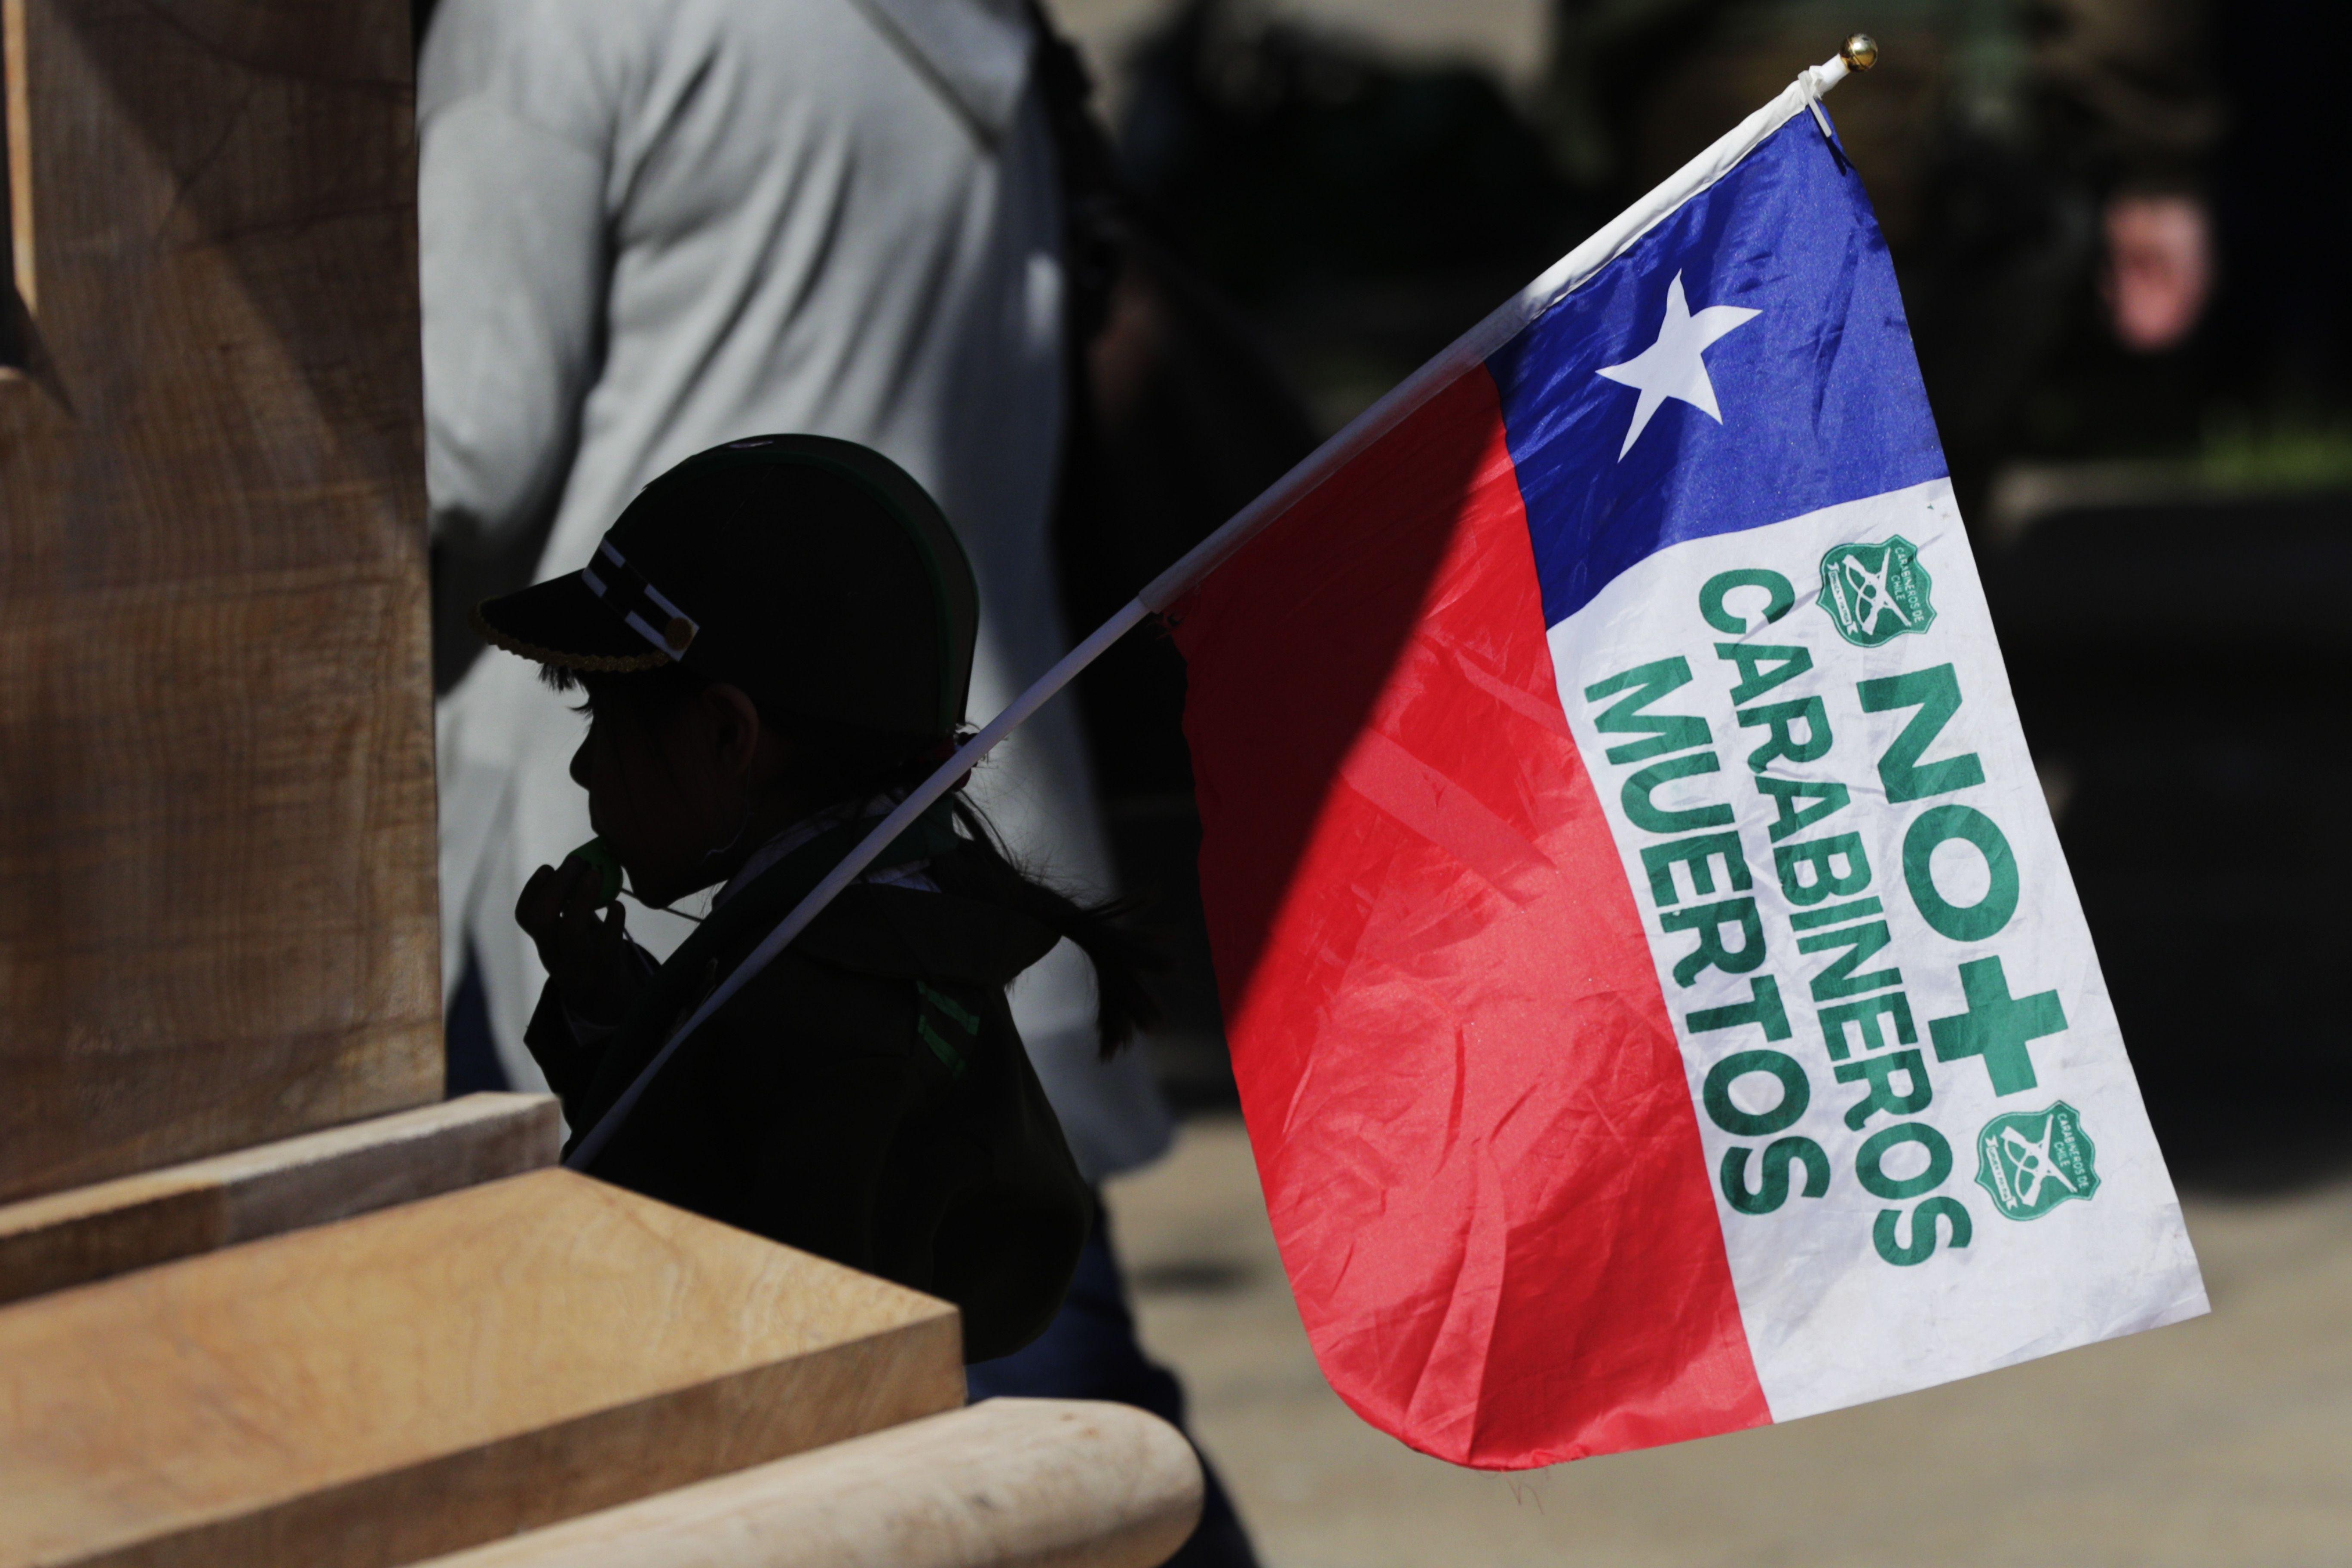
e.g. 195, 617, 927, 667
562, 39, 1876, 1172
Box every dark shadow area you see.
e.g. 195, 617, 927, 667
0, 19, 63, 407
1118, 0, 1595, 432
1048, 12, 1327, 1113
1128, 1257, 1255, 1297
1985, 495, 2352, 1194
0, 276, 28, 379
1054, 243, 1317, 1112
432, 506, 563, 693
442, 948, 510, 1097
1, 18, 31, 381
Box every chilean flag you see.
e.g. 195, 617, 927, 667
1155, 70, 2205, 1467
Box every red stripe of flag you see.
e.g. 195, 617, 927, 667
1169, 366, 1769, 1467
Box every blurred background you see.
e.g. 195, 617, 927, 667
1035, 0, 2352, 1561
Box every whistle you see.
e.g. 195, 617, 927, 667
565, 837, 625, 904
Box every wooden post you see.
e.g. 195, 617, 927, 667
0, 0, 440, 1201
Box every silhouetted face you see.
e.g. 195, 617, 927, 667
568, 684, 759, 910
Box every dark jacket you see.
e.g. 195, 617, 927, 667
524, 821, 1091, 1362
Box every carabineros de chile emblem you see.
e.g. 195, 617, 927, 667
1817, 535, 1936, 647
1975, 1102, 2101, 1221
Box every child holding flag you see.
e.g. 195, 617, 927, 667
475, 435, 1151, 1362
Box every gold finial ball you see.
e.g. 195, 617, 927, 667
1841, 33, 1880, 70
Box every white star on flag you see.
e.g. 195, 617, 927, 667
1596, 271, 1761, 458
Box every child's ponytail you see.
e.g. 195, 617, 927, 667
940, 798, 1161, 1058
815, 721, 1165, 1060
768, 709, 1166, 1057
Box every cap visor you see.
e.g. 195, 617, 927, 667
474, 573, 671, 672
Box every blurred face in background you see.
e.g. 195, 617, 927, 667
2101, 193, 2215, 354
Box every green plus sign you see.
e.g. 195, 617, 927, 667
1928, 956, 2067, 1096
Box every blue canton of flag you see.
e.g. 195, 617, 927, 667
1488, 114, 1949, 628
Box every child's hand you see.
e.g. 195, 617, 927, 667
518, 856, 643, 1027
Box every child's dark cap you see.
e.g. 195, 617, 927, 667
473, 435, 980, 738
